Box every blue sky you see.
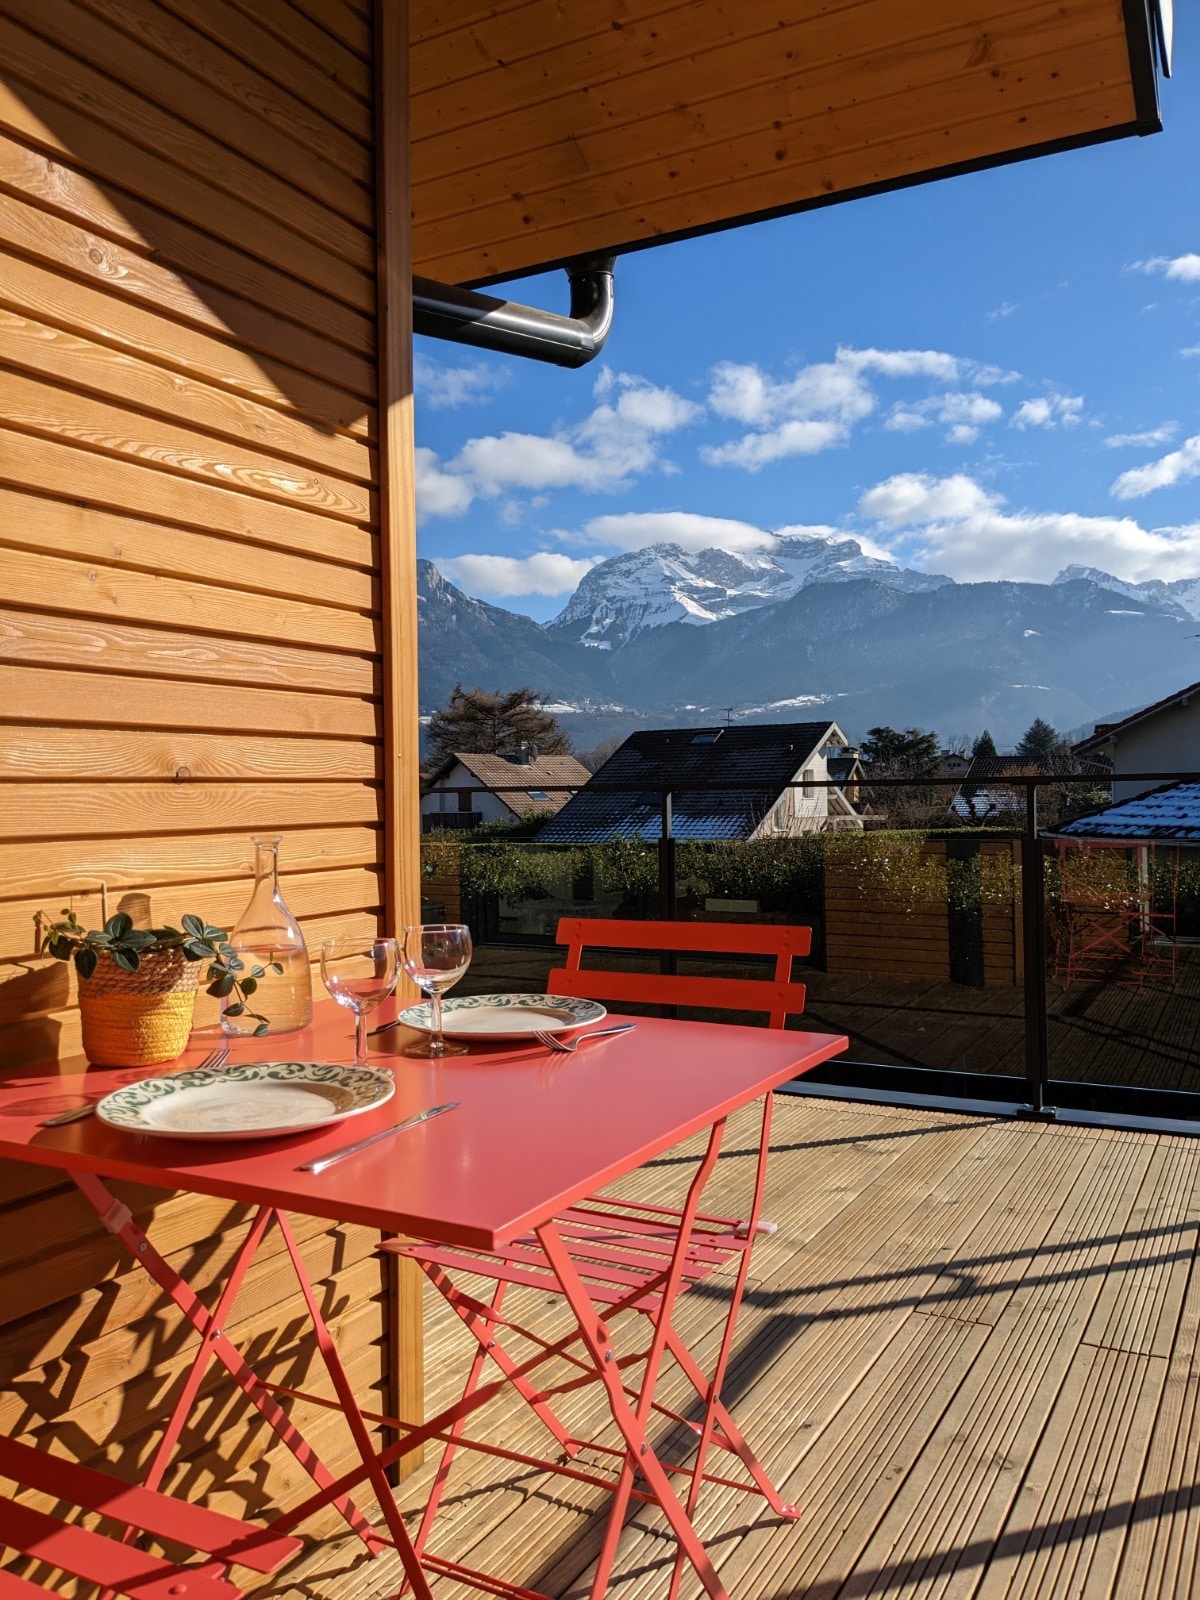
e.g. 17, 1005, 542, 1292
415, 38, 1197, 624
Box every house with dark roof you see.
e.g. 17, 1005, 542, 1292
536, 723, 862, 842
1075, 680, 1200, 800
421, 747, 591, 833
949, 755, 1043, 821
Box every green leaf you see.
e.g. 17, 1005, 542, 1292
75, 946, 98, 980
253, 1021, 269, 1037
182, 939, 210, 961
124, 930, 158, 951
111, 948, 139, 973
269, 962, 283, 976
105, 912, 133, 940
48, 936, 73, 962
88, 931, 112, 946
224, 1002, 245, 1017
240, 976, 257, 996
181, 914, 205, 939
208, 972, 236, 998
227, 953, 245, 973
202, 925, 226, 942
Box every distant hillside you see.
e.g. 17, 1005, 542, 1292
418, 547, 1200, 747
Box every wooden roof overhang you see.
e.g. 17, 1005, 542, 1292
410, 0, 1168, 288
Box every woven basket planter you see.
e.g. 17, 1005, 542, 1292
79, 949, 202, 1067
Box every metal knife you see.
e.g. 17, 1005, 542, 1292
298, 1101, 459, 1174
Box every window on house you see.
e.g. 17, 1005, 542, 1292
689, 730, 722, 746
527, 790, 550, 801
458, 790, 474, 812
802, 768, 815, 798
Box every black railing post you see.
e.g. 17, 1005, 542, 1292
657, 789, 676, 919
1019, 780, 1054, 1119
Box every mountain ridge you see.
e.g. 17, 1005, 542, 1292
418, 542, 1200, 745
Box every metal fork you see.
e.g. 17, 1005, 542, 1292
40, 1046, 233, 1127
535, 1023, 637, 1054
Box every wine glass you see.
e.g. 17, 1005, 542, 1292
402, 924, 473, 1058
320, 936, 400, 1067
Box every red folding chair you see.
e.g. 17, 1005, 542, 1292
0, 1432, 301, 1600
384, 919, 813, 1600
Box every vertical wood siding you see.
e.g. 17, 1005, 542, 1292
0, 0, 409, 1551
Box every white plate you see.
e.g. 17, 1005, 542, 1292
398, 993, 606, 1040
95, 1062, 394, 1142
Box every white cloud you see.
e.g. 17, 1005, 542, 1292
415, 447, 474, 519
1180, 345, 1200, 358
449, 372, 701, 496
413, 353, 507, 410
1132, 253, 1200, 283
1111, 434, 1200, 499
860, 472, 1001, 527
1104, 423, 1178, 449
703, 347, 1013, 470
701, 419, 844, 469
838, 346, 961, 380
1011, 393, 1084, 429
986, 301, 1018, 322
947, 424, 980, 445
885, 408, 929, 433
574, 511, 778, 555
435, 552, 602, 598
859, 470, 1200, 584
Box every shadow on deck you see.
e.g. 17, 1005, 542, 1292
270, 1098, 1200, 1600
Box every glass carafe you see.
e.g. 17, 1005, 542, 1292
221, 835, 313, 1036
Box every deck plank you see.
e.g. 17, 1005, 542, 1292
261, 1098, 1200, 1600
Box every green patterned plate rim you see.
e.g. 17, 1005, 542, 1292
397, 993, 606, 1040
95, 1061, 395, 1142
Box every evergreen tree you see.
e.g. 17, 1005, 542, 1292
1016, 717, 1064, 766
971, 729, 998, 760
426, 685, 573, 766
860, 725, 942, 778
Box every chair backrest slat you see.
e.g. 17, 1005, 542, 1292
550, 918, 811, 1029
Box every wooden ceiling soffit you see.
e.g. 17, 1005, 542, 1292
409, 0, 1165, 287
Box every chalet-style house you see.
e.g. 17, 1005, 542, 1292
537, 723, 863, 842
421, 748, 590, 832
1075, 680, 1200, 800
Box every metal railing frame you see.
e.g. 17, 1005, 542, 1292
424, 768, 1199, 1121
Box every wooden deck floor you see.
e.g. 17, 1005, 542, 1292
267, 1096, 1200, 1600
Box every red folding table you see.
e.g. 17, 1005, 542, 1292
0, 1005, 847, 1600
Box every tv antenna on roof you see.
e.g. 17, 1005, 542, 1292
722, 706, 739, 724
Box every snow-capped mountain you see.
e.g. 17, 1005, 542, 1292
550, 533, 949, 648
1053, 565, 1200, 620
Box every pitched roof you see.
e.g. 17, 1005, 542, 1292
1074, 680, 1200, 752
428, 751, 591, 816
537, 722, 843, 842
1055, 782, 1200, 843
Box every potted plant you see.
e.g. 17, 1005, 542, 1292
36, 910, 280, 1067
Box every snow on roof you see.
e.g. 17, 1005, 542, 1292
1055, 782, 1200, 843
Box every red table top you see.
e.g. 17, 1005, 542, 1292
0, 1001, 847, 1250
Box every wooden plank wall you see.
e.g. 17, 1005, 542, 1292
0, 0, 410, 1547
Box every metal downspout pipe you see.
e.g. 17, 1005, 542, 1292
412, 256, 617, 368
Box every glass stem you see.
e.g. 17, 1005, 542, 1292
355, 1009, 368, 1067
430, 987, 444, 1051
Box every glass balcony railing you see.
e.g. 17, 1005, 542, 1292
419, 768, 1200, 1125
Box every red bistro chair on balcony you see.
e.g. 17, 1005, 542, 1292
0, 1432, 301, 1600
382, 919, 815, 1591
